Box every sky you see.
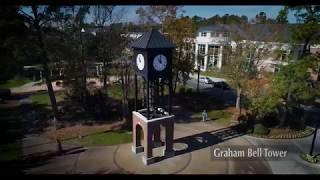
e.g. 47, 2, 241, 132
121, 5, 297, 23
21, 5, 297, 24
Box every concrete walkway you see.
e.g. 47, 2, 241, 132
10, 81, 64, 94
24, 122, 273, 174
10, 76, 120, 94
244, 132, 320, 174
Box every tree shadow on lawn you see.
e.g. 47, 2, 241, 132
2, 145, 88, 174
0, 106, 24, 144
173, 92, 234, 124
2, 92, 59, 138
58, 94, 123, 124
153, 124, 246, 163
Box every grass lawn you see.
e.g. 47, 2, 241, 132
31, 91, 65, 107
0, 77, 32, 88
79, 130, 132, 146
108, 83, 136, 101
192, 109, 233, 127
0, 107, 23, 143
0, 106, 23, 161
31, 93, 51, 105
108, 84, 123, 101
0, 141, 22, 161
200, 70, 229, 80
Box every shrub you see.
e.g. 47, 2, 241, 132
262, 111, 280, 128
249, 96, 281, 121
300, 153, 320, 164
186, 88, 193, 95
288, 106, 306, 130
253, 124, 270, 135
179, 86, 186, 94
246, 129, 253, 134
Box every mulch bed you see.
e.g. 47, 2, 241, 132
249, 127, 314, 139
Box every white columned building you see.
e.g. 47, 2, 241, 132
194, 26, 229, 71
195, 44, 199, 68
218, 45, 223, 69
192, 24, 306, 73
204, 43, 209, 70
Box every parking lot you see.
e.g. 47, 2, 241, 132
186, 74, 236, 105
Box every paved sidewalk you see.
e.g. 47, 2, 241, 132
24, 122, 272, 174
11, 81, 64, 94
243, 132, 320, 174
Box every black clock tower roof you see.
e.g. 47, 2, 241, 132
131, 29, 175, 49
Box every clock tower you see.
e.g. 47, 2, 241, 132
131, 29, 176, 165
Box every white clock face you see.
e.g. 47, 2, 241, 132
136, 54, 145, 70
153, 54, 167, 71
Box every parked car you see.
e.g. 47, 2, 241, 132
213, 81, 230, 90
199, 77, 214, 84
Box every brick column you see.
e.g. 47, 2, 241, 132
153, 124, 162, 147
131, 113, 143, 154
144, 125, 153, 159
133, 122, 137, 146
164, 120, 175, 157
142, 124, 156, 165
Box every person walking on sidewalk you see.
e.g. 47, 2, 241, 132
202, 109, 208, 122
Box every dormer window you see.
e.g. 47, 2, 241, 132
201, 32, 207, 37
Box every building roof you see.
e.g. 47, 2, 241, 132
131, 29, 175, 49
198, 24, 231, 32
197, 24, 292, 42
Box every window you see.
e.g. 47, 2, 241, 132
280, 51, 288, 61
198, 44, 206, 55
198, 55, 205, 69
213, 46, 219, 66
201, 32, 207, 37
208, 46, 219, 68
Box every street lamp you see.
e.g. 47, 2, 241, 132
301, 104, 320, 156
197, 64, 200, 94
310, 122, 319, 156
80, 27, 86, 104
